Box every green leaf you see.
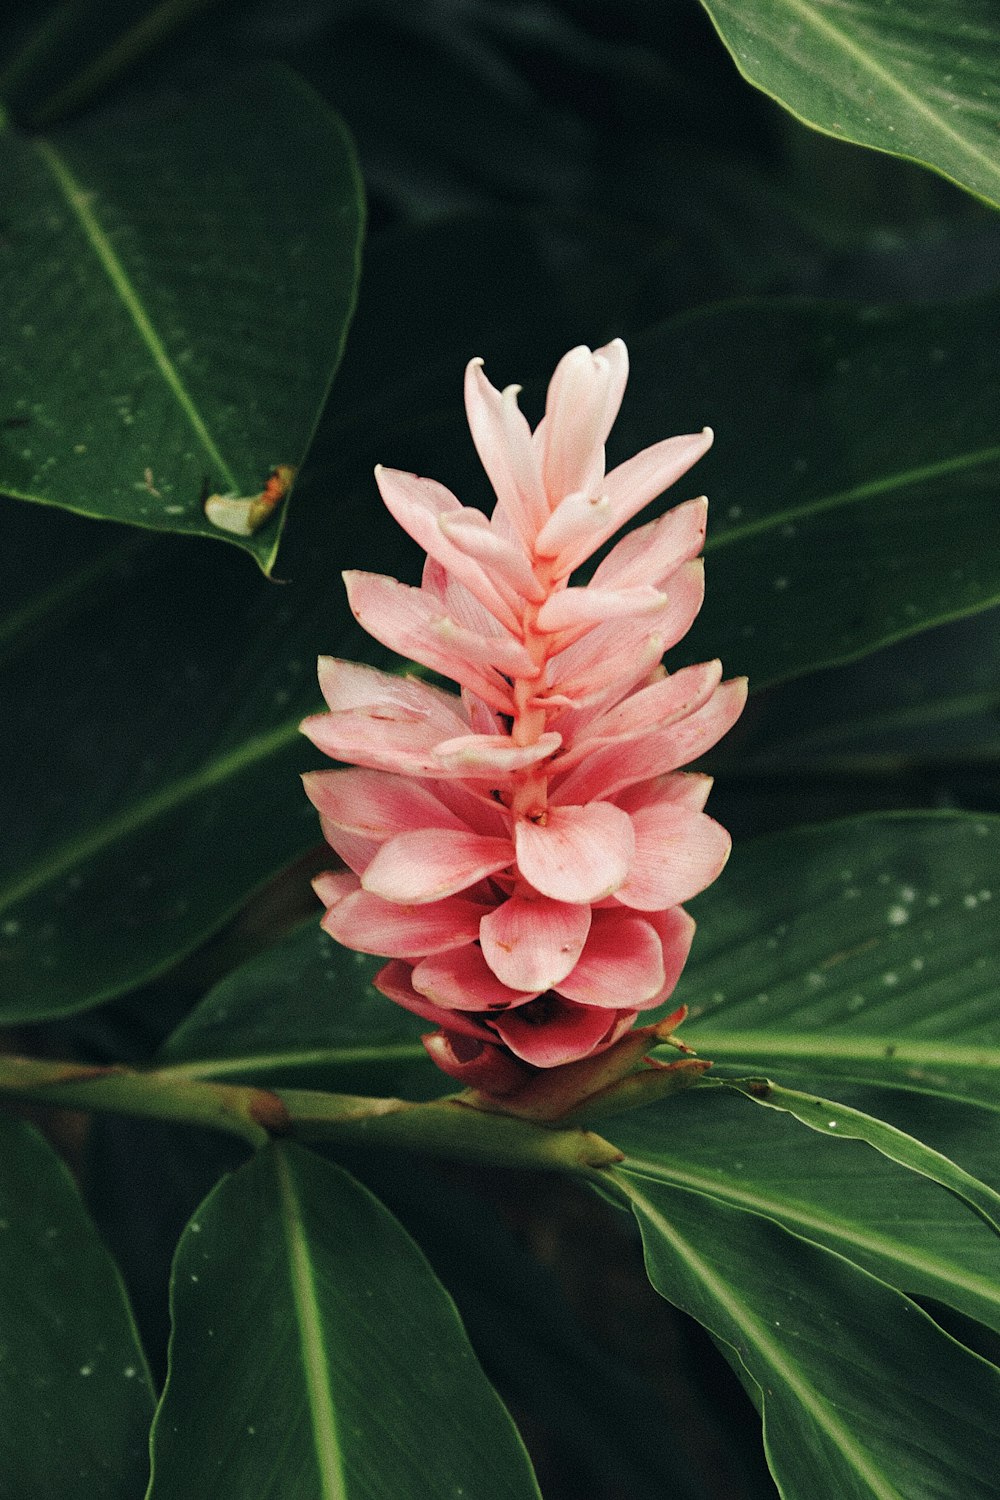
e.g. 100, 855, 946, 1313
722, 1078, 1000, 1234
158, 918, 440, 1098
619, 295, 1000, 689
0, 1119, 154, 1496
676, 810, 1000, 1109
0, 66, 363, 572
699, 0, 1000, 209
608, 1086, 1000, 1340
611, 1166, 1000, 1500
147, 1143, 541, 1499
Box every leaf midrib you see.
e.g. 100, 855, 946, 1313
730, 0, 1000, 189
34, 139, 239, 494
157, 1042, 429, 1082
703, 442, 1000, 553
619, 1155, 1000, 1320
616, 1172, 909, 1500
275, 1147, 347, 1500
0, 714, 307, 913
684, 1030, 1000, 1074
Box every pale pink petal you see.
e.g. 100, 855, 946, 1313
302, 708, 473, 779
615, 772, 714, 816
552, 677, 748, 804
323, 889, 488, 956
362, 828, 513, 904
539, 341, 628, 503
412, 943, 541, 1011
464, 359, 548, 543
431, 732, 561, 777
374, 466, 521, 629
374, 961, 487, 1038
311, 870, 357, 908
489, 995, 636, 1068
536, 429, 713, 574
514, 802, 635, 902
422, 1030, 531, 1093
302, 768, 468, 840
645, 906, 697, 1004
615, 806, 731, 910
316, 657, 468, 728
536, 619, 667, 708
343, 571, 533, 711
556, 910, 665, 1007
590, 496, 708, 590
438, 510, 545, 602
535, 584, 666, 635
479, 893, 592, 991
556, 660, 722, 775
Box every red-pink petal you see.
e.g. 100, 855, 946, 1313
374, 961, 487, 1038
556, 910, 665, 1007
362, 828, 513, 904
303, 768, 467, 840
479, 893, 592, 991
489, 995, 636, 1067
412, 943, 541, 1011
615, 806, 731, 911
422, 1030, 531, 1093
322, 889, 487, 956
514, 802, 635, 903
615, 772, 714, 816
311, 870, 357, 908
645, 906, 697, 1004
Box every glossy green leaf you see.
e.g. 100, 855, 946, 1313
147, 1143, 541, 1499
675, 811, 1000, 1108
0, 66, 363, 571
619, 295, 1000, 689
699, 0, 1000, 209
608, 1086, 1000, 1340
0, 1119, 154, 1496
158, 918, 439, 1099
611, 1166, 1000, 1500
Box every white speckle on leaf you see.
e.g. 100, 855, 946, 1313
887, 905, 909, 926
882, 971, 899, 987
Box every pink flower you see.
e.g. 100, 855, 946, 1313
302, 340, 746, 1101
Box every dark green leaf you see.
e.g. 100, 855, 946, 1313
620, 296, 1000, 689
158, 919, 439, 1099
147, 1143, 541, 1499
0, 1119, 153, 1496
676, 811, 1000, 1109
609, 1086, 1000, 1340
699, 0, 1000, 209
0, 66, 363, 571
612, 1167, 1000, 1500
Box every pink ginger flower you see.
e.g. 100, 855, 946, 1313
301, 340, 746, 1102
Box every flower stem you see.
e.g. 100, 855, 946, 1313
0, 1053, 623, 1171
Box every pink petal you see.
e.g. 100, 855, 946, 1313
552, 677, 748, 804
322, 889, 487, 956
422, 1030, 530, 1093
374, 466, 520, 629
302, 768, 468, 840
315, 657, 468, 727
536, 429, 713, 575
615, 806, 731, 910
311, 870, 357, 908
438, 510, 545, 603
538, 341, 628, 503
479, 893, 592, 991
556, 660, 722, 775
590, 496, 708, 590
514, 802, 635, 903
343, 571, 534, 711
431, 731, 562, 777
489, 995, 636, 1067
537, 620, 667, 709
362, 828, 513, 903
535, 584, 667, 635
374, 960, 487, 1039
615, 772, 714, 816
303, 708, 473, 779
464, 359, 548, 544
556, 910, 665, 1007
645, 906, 697, 1004
412, 943, 540, 1011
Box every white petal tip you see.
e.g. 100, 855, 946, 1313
701, 426, 714, 442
